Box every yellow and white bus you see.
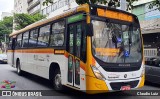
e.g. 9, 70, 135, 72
7, 4, 144, 94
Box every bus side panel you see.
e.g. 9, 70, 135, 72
21, 52, 34, 74
7, 50, 14, 67
33, 53, 68, 79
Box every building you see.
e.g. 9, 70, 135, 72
14, 0, 28, 14
27, 0, 41, 15
132, 0, 160, 58
14, 0, 78, 17
41, 0, 78, 18
1, 12, 13, 20
14, 0, 41, 15
13, 0, 28, 32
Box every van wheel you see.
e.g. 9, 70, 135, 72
17, 61, 23, 76
52, 68, 63, 90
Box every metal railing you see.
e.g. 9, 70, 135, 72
28, 0, 40, 11
144, 48, 157, 57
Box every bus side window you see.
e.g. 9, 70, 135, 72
22, 31, 29, 48
16, 34, 22, 49
37, 25, 50, 47
12, 38, 16, 50
8, 37, 12, 50
50, 20, 65, 46
28, 29, 38, 48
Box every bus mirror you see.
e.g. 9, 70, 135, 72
86, 23, 93, 36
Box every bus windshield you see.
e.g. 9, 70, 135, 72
92, 20, 142, 63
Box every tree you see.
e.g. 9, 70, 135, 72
14, 13, 46, 30
0, 16, 13, 42
43, 0, 53, 6
148, 0, 160, 10
42, 0, 138, 10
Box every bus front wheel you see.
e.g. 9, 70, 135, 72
52, 68, 63, 90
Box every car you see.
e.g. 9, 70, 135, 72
145, 57, 160, 84
0, 54, 7, 64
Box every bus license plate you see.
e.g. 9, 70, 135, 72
121, 86, 131, 90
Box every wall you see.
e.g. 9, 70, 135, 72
132, 4, 145, 21
145, 3, 160, 20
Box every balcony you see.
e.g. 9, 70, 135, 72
41, 0, 74, 15
28, 4, 41, 15
27, 0, 33, 3
27, 0, 40, 11
29, 9, 41, 15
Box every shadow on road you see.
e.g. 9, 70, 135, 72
11, 70, 52, 88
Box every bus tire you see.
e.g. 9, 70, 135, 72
52, 68, 63, 91
16, 60, 23, 76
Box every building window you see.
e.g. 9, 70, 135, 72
50, 20, 65, 46
47, 5, 52, 14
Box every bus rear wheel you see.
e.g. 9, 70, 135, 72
17, 61, 23, 76
52, 68, 63, 90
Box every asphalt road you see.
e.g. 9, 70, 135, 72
0, 64, 160, 99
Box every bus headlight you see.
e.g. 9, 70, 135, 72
91, 66, 106, 80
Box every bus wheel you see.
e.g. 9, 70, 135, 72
17, 61, 23, 76
52, 69, 63, 90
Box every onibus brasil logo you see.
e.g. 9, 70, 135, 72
0, 80, 16, 89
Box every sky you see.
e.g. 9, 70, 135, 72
0, 0, 14, 19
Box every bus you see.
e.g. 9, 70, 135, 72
7, 4, 144, 94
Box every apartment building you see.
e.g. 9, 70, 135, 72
14, 0, 78, 17
14, 0, 28, 14
41, 0, 78, 18
27, 0, 41, 15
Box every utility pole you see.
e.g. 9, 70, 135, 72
120, 0, 126, 11
4, 34, 7, 54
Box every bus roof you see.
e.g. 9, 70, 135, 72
9, 4, 90, 37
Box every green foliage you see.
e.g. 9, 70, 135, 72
14, 13, 46, 30
126, 0, 138, 10
43, 0, 160, 11
0, 16, 13, 42
149, 0, 160, 10
43, 0, 137, 10
43, 0, 53, 6
76, 0, 139, 10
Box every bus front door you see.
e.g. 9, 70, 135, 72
11, 38, 16, 66
67, 23, 83, 88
